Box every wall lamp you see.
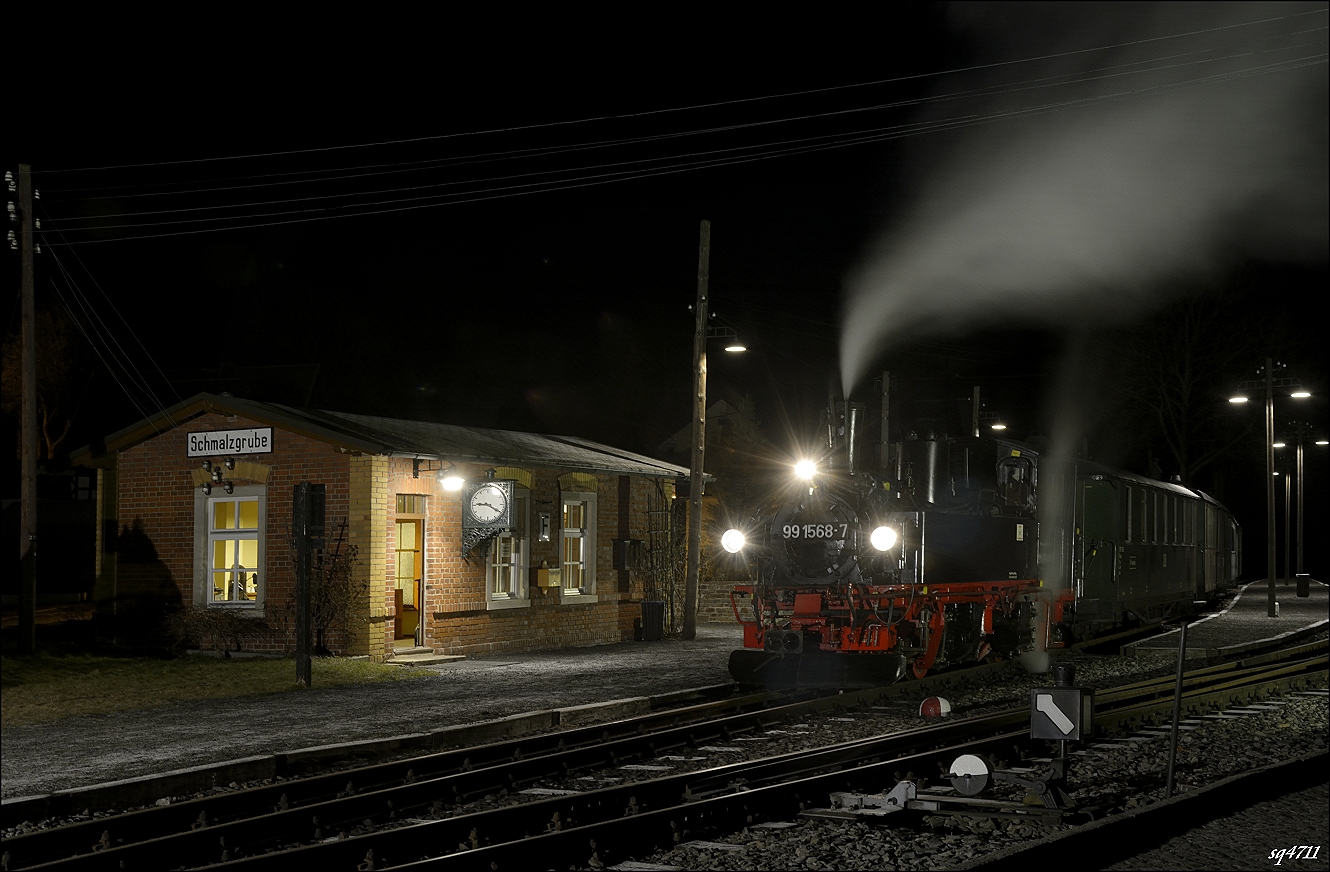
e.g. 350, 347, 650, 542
439, 463, 465, 492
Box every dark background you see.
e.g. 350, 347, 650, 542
4, 3, 1326, 579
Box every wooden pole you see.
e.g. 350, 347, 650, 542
684, 220, 710, 642
18, 164, 38, 654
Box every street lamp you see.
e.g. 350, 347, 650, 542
1230, 359, 1307, 617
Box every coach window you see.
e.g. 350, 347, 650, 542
561, 492, 597, 600
195, 484, 266, 607
488, 486, 530, 609
1123, 485, 1133, 544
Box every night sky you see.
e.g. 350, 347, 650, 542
5, 3, 1327, 574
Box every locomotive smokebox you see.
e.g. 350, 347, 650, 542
902, 437, 950, 505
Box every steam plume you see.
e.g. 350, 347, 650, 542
840, 2, 1328, 393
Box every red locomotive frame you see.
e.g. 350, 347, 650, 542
732, 579, 1074, 680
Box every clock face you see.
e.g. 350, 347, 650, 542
469, 484, 509, 524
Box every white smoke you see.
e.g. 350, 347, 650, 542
840, 2, 1328, 393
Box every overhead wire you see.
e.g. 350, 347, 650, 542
44, 26, 1328, 210
40, 203, 187, 409
38, 48, 1328, 245
34, 4, 1328, 175
44, 234, 181, 431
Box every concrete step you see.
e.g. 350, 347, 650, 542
388, 648, 466, 667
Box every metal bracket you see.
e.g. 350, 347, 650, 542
461, 527, 500, 562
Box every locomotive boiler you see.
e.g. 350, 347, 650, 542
722, 407, 1241, 688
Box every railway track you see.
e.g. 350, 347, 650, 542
4, 640, 1324, 871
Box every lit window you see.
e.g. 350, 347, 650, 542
488, 488, 530, 607
209, 496, 261, 604
561, 492, 596, 598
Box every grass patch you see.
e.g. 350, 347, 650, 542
0, 653, 430, 727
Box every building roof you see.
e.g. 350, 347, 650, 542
72, 393, 693, 480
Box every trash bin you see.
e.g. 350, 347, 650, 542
1296, 574, 1310, 598
641, 600, 665, 642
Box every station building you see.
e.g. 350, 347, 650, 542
72, 394, 692, 660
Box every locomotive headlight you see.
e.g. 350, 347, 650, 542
870, 525, 897, 551
721, 529, 746, 553
794, 460, 817, 480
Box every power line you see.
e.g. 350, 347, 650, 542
34, 5, 1328, 175
50, 33, 1326, 221
38, 49, 1326, 245
44, 23, 1328, 206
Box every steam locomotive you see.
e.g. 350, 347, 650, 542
722, 404, 1242, 687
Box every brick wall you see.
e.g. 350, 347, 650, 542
114, 414, 676, 659
116, 412, 351, 654
421, 468, 662, 657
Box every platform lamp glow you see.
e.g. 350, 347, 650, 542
439, 463, 465, 492
1229, 359, 1307, 617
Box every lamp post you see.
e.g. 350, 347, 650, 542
1281, 419, 1325, 582
1230, 360, 1307, 617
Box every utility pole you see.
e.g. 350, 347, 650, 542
1264, 358, 1276, 618
1295, 422, 1312, 599
18, 164, 38, 654
971, 386, 980, 438
684, 220, 710, 642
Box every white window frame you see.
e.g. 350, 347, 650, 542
560, 491, 597, 602
487, 487, 530, 610
193, 483, 267, 609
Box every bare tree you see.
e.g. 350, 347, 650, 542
1105, 281, 1293, 486
1, 307, 90, 460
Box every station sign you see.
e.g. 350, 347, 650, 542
186, 427, 274, 457
1029, 687, 1093, 741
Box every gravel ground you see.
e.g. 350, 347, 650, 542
633, 694, 1329, 871
1, 625, 742, 800
5, 617, 1325, 870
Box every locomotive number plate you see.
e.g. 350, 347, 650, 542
781, 524, 848, 540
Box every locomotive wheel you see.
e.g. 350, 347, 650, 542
911, 657, 930, 679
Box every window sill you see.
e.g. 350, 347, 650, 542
205, 602, 263, 613
487, 596, 531, 611
559, 591, 598, 605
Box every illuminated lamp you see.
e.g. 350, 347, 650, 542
1229, 396, 1249, 403
439, 463, 465, 492
794, 460, 817, 480
870, 525, 897, 551
990, 422, 1007, 431
721, 529, 746, 553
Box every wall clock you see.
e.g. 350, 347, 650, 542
462, 480, 513, 529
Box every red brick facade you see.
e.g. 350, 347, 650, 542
98, 411, 673, 660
